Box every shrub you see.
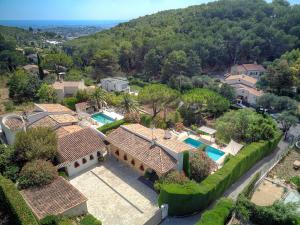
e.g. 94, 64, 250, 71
242, 172, 261, 198
154, 171, 190, 191
140, 114, 153, 127
124, 112, 141, 123
0, 176, 39, 225
14, 127, 57, 164
80, 214, 102, 225
290, 176, 300, 191
196, 198, 234, 225
182, 151, 190, 178
4, 101, 15, 112
158, 131, 282, 216
62, 97, 78, 111
40, 215, 59, 225
97, 119, 125, 134
18, 160, 58, 189
190, 151, 215, 182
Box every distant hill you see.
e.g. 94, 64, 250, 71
64, 0, 300, 81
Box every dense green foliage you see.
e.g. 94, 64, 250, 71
18, 160, 58, 189
290, 176, 300, 191
0, 176, 39, 225
64, 0, 300, 84
80, 214, 102, 225
154, 170, 190, 191
190, 151, 215, 182
97, 119, 125, 134
40, 215, 60, 225
196, 198, 234, 225
215, 109, 277, 143
14, 127, 57, 164
8, 69, 41, 103
158, 131, 281, 216
37, 83, 58, 103
235, 195, 300, 225
182, 151, 190, 178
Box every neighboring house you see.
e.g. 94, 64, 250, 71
106, 124, 192, 177
231, 63, 266, 78
225, 74, 263, 105
21, 177, 87, 220
100, 77, 129, 92
57, 127, 107, 177
75, 102, 97, 114
52, 80, 86, 100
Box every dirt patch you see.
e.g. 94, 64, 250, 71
251, 179, 286, 206
269, 149, 300, 181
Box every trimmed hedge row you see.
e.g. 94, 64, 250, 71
97, 119, 125, 134
195, 198, 234, 225
0, 176, 39, 225
158, 132, 282, 216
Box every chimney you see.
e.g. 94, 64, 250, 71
164, 130, 172, 140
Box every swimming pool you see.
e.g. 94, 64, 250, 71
184, 137, 225, 161
92, 113, 116, 125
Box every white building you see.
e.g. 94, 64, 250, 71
225, 74, 263, 106
52, 80, 86, 100
231, 63, 266, 78
0, 115, 26, 145
57, 127, 107, 177
100, 77, 129, 92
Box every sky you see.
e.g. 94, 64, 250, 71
0, 0, 299, 21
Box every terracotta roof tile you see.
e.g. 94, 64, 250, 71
4, 117, 24, 130
49, 114, 78, 124
225, 74, 258, 85
28, 116, 58, 129
56, 125, 83, 138
242, 64, 265, 71
58, 128, 106, 163
35, 104, 74, 113
21, 177, 87, 220
106, 125, 178, 174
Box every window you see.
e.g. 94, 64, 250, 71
131, 159, 135, 166
74, 161, 80, 168
115, 150, 119, 156
140, 164, 144, 171
124, 154, 128, 161
90, 155, 94, 160
82, 158, 87, 164
97, 151, 101, 157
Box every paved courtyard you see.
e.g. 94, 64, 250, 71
70, 158, 158, 225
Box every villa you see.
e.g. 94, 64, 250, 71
230, 63, 266, 78
225, 74, 263, 105
57, 127, 107, 177
100, 77, 129, 92
21, 177, 88, 220
51, 80, 87, 100
106, 124, 192, 177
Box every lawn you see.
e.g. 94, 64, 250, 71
269, 148, 300, 181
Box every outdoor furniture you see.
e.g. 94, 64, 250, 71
293, 160, 300, 170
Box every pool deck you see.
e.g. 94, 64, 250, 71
90, 109, 124, 128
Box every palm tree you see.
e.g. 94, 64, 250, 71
91, 88, 107, 110
120, 93, 139, 113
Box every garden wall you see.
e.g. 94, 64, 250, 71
158, 132, 282, 216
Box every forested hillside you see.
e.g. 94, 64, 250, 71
64, 0, 300, 83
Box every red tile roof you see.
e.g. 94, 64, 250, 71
21, 177, 87, 220
58, 127, 106, 163
4, 117, 24, 130
106, 125, 177, 174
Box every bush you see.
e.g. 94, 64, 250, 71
18, 160, 58, 189
4, 101, 15, 112
124, 112, 141, 123
62, 97, 78, 111
0, 176, 39, 225
182, 151, 190, 178
97, 119, 125, 134
40, 215, 59, 225
196, 198, 234, 225
290, 176, 300, 191
154, 171, 190, 191
190, 151, 215, 182
158, 132, 282, 216
140, 114, 153, 127
80, 214, 102, 225
242, 172, 261, 198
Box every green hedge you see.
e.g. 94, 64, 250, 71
0, 176, 39, 225
182, 151, 190, 178
158, 132, 282, 216
97, 119, 125, 134
80, 214, 102, 225
196, 198, 234, 225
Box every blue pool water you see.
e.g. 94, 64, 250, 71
92, 113, 116, 125
184, 137, 225, 161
